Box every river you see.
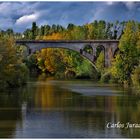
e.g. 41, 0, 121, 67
0, 77, 140, 138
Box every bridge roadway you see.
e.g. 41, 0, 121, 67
16, 40, 119, 43
16, 40, 119, 67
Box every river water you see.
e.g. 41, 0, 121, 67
0, 77, 140, 138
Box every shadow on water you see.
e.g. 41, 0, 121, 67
0, 77, 140, 138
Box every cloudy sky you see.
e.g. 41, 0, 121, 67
0, 1, 140, 32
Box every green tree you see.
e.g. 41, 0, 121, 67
111, 21, 140, 85
6, 29, 14, 36
69, 26, 87, 40
67, 23, 75, 31
131, 66, 140, 88
96, 52, 105, 73
32, 22, 37, 39
105, 23, 113, 39
23, 29, 32, 39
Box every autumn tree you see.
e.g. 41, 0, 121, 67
0, 36, 29, 89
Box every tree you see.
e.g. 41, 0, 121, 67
85, 23, 94, 39
44, 25, 51, 35
67, 23, 75, 31
32, 22, 37, 39
105, 23, 113, 39
111, 21, 140, 85
96, 52, 105, 73
23, 29, 32, 39
67, 26, 87, 40
6, 29, 14, 36
40, 25, 45, 36
43, 32, 64, 40
0, 36, 28, 89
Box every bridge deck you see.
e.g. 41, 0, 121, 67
16, 40, 119, 43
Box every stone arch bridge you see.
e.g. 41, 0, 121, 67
16, 40, 119, 67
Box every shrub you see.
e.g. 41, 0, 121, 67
100, 72, 111, 83
131, 66, 140, 88
65, 69, 76, 79
4, 64, 29, 88
100, 71, 117, 83
76, 59, 98, 80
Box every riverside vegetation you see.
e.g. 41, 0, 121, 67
1, 20, 140, 89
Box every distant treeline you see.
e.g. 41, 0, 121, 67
0, 20, 127, 40
23, 20, 125, 40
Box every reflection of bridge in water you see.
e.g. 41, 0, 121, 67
16, 40, 119, 67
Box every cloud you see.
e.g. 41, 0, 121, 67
16, 13, 39, 25
0, 2, 33, 18
124, 2, 137, 10
92, 3, 121, 21
0, 2, 140, 32
92, 2, 140, 22
106, 1, 114, 5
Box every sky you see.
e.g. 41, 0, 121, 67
0, 1, 140, 32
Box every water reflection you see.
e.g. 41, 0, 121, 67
0, 77, 140, 138
0, 90, 23, 138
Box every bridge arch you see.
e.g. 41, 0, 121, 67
113, 48, 119, 58
82, 44, 93, 55
17, 44, 98, 71
94, 45, 105, 66
96, 45, 105, 57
